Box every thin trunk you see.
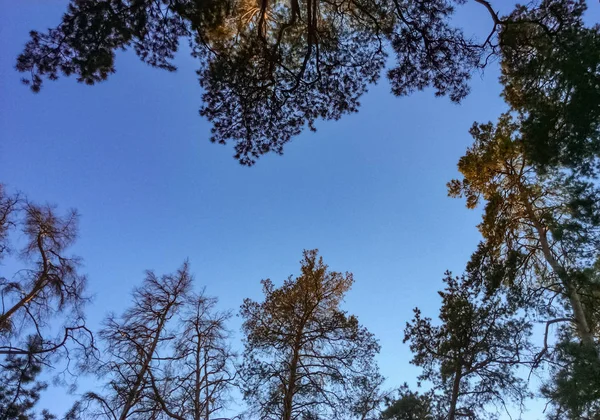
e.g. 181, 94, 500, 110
194, 328, 202, 420
118, 309, 171, 420
205, 349, 210, 420
282, 335, 302, 420
521, 193, 598, 358
0, 235, 49, 328
447, 366, 463, 420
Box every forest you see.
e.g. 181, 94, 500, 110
1, 0, 599, 419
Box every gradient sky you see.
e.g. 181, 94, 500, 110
2, 1, 598, 418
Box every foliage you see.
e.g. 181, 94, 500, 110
542, 334, 600, 420
498, 0, 600, 175
449, 15, 600, 411
15, 0, 520, 165
380, 384, 434, 420
197, 0, 390, 165
0, 339, 56, 420
448, 114, 600, 351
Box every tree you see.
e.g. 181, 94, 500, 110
448, 114, 600, 359
239, 249, 382, 420
350, 373, 387, 420
448, 2, 600, 414
0, 185, 19, 259
403, 272, 531, 420
21, 0, 592, 164
0, 185, 94, 418
68, 263, 192, 420
147, 292, 236, 420
0, 186, 92, 352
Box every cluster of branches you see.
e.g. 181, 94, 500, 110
17, 0, 594, 166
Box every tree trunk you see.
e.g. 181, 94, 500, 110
282, 335, 302, 420
118, 311, 170, 420
522, 194, 598, 359
194, 326, 202, 420
447, 366, 462, 420
0, 279, 47, 328
205, 349, 210, 420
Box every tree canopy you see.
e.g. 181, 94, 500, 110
21, 0, 599, 165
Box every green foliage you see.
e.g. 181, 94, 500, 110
387, 0, 479, 103
15, 0, 495, 165
404, 272, 531, 419
449, 4, 600, 412
499, 0, 600, 175
380, 384, 434, 420
0, 339, 55, 420
542, 336, 600, 419
449, 110, 600, 316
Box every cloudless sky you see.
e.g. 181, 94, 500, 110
2, 1, 598, 418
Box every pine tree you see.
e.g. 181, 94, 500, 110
404, 272, 531, 419
240, 249, 382, 420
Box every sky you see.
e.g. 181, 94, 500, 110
2, 1, 598, 418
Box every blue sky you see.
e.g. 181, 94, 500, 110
3, 1, 596, 418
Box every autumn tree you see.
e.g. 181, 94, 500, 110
67, 263, 192, 420
403, 272, 531, 420
147, 292, 236, 420
239, 249, 382, 420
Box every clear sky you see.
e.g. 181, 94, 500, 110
2, 1, 597, 418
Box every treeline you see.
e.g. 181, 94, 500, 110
3, 0, 599, 418
0, 197, 382, 419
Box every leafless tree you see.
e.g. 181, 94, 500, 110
148, 292, 236, 420
67, 263, 192, 420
